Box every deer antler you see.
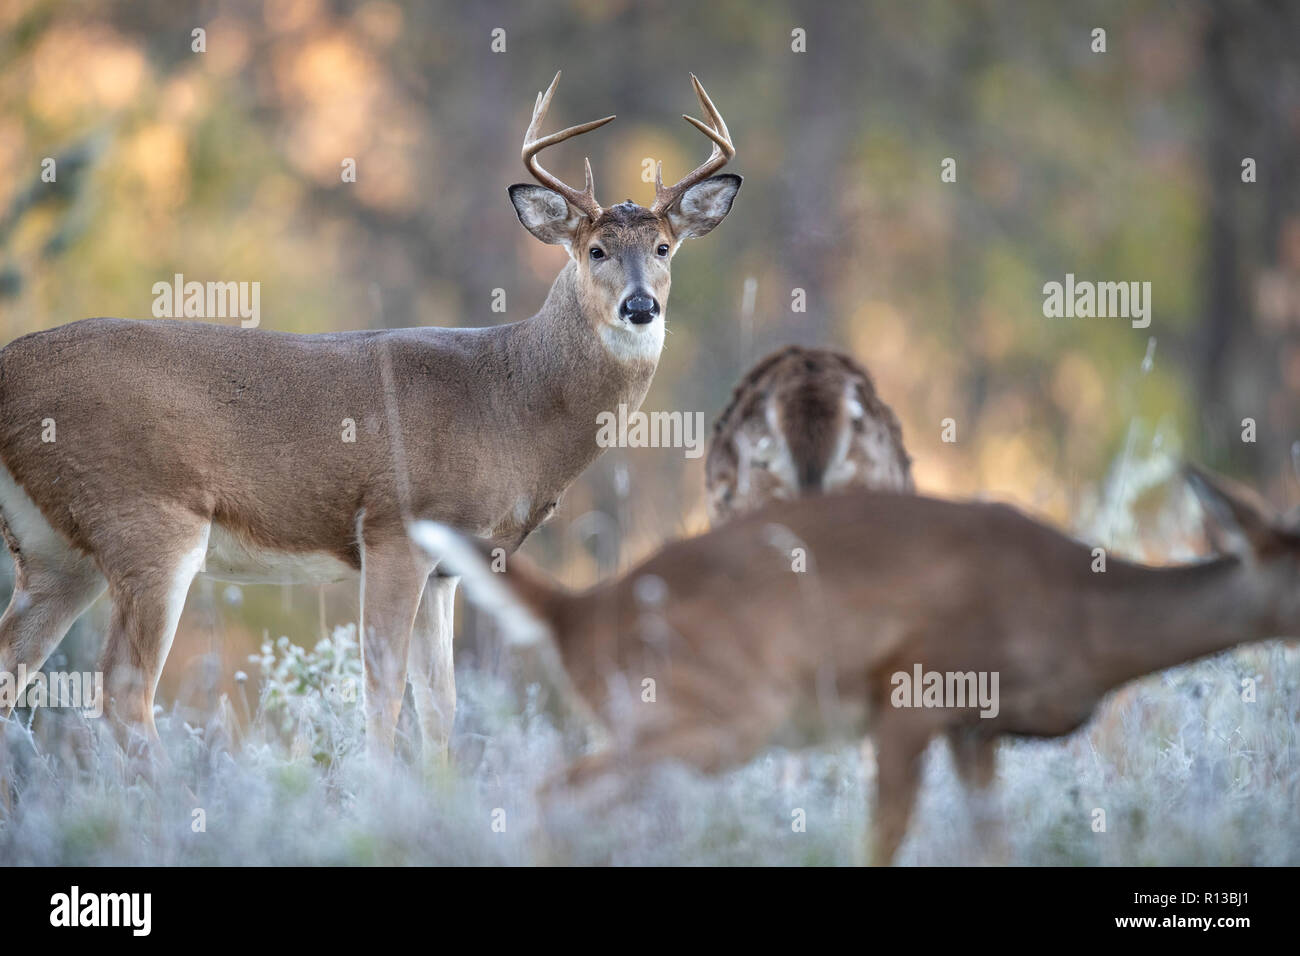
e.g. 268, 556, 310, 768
521, 71, 615, 220
651, 74, 736, 215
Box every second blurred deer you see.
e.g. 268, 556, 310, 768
413, 466, 1300, 865
705, 346, 912, 523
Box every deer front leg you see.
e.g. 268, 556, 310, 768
408, 573, 458, 767
360, 536, 431, 756
870, 705, 940, 866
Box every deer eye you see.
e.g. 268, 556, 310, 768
656, 244, 670, 257
589, 247, 605, 261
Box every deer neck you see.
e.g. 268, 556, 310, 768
1086, 556, 1276, 689
508, 260, 659, 419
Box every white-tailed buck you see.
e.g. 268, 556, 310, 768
706, 346, 911, 523
0, 72, 740, 763
415, 466, 1300, 863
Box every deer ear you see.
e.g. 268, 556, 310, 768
1184, 465, 1280, 557
665, 173, 742, 240
509, 184, 586, 246
704, 444, 739, 524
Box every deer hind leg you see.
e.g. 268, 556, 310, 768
0, 482, 107, 723
360, 536, 431, 757
0, 557, 106, 722
0, 560, 105, 813
407, 572, 457, 767
947, 726, 1004, 863
97, 518, 209, 758
0, 560, 106, 724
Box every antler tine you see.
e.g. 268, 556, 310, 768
652, 74, 736, 214
689, 72, 731, 144
521, 71, 615, 219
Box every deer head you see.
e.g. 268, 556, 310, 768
508, 72, 741, 359
705, 347, 914, 523
1185, 464, 1300, 635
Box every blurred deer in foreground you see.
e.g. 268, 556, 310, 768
414, 466, 1300, 864
0, 72, 740, 768
706, 346, 911, 523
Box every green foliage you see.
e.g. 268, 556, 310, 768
252, 628, 363, 767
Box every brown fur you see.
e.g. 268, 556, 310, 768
0, 73, 742, 765
0, 201, 733, 759
464, 469, 1298, 863
0, 268, 655, 754
0, 291, 653, 565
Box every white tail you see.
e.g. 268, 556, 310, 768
437, 466, 1300, 863
406, 522, 548, 647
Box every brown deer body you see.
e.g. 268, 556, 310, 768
415, 467, 1299, 863
706, 346, 911, 523
0, 73, 741, 762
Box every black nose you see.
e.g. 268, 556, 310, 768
620, 294, 659, 325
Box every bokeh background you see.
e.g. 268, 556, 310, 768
2, 0, 1300, 704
